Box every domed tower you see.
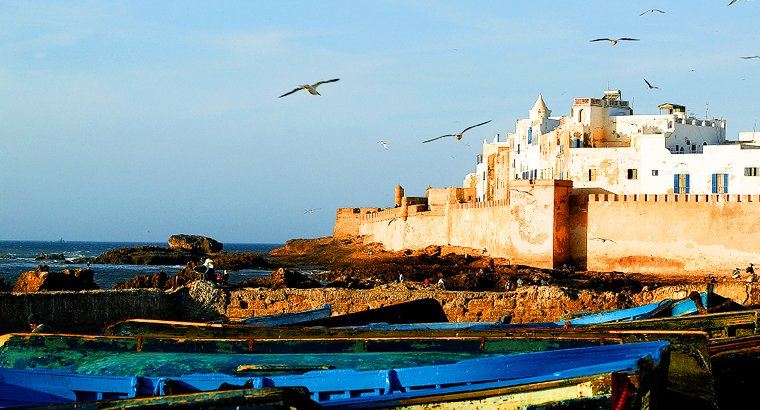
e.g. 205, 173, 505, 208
394, 185, 404, 207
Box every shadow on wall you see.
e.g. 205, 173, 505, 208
568, 189, 617, 270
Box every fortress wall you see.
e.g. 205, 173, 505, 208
357, 181, 570, 269
577, 194, 760, 272
334, 208, 382, 238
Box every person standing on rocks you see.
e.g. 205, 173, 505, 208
398, 273, 404, 283
437, 277, 445, 290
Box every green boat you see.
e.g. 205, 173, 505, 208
0, 330, 715, 409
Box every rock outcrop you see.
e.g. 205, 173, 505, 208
93, 246, 194, 265
168, 234, 223, 255
34, 252, 66, 261
268, 268, 322, 289
182, 280, 228, 321
112, 270, 168, 290
0, 278, 11, 292
13, 265, 99, 292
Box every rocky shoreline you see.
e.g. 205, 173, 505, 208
9, 234, 740, 294
5, 233, 752, 330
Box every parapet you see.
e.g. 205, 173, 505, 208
579, 194, 760, 203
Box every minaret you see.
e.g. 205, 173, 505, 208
529, 94, 551, 120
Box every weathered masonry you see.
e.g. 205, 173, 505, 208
335, 180, 760, 273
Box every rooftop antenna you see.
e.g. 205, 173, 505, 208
705, 103, 709, 120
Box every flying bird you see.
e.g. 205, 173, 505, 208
278, 79, 340, 98
728, 0, 739, 5
740, 56, 760, 59
639, 9, 665, 16
422, 120, 492, 143
304, 208, 321, 214
378, 140, 389, 150
643, 78, 659, 90
510, 189, 533, 196
590, 237, 617, 244
590, 38, 640, 46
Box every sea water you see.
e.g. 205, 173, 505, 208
0, 241, 281, 289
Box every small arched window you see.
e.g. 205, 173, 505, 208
578, 108, 585, 123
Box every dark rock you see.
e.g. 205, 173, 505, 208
0, 278, 11, 292
213, 252, 271, 270
92, 246, 194, 265
168, 234, 223, 255
35, 252, 66, 261
268, 268, 322, 289
13, 265, 98, 292
113, 270, 167, 290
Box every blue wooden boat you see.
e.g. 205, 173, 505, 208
558, 299, 675, 326
0, 341, 669, 408
239, 304, 331, 326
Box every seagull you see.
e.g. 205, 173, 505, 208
422, 120, 492, 143
510, 189, 533, 196
278, 79, 340, 98
590, 237, 617, 244
378, 140, 389, 150
590, 38, 640, 46
643, 78, 659, 90
728, 0, 739, 5
639, 9, 665, 16
740, 56, 760, 59
304, 208, 321, 214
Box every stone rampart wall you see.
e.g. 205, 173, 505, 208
357, 181, 569, 269
0, 289, 181, 333
574, 193, 760, 272
225, 282, 760, 324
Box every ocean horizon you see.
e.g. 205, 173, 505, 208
0, 240, 283, 289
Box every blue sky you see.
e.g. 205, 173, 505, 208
1, 1, 759, 243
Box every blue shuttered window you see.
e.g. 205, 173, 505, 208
712, 173, 728, 194
674, 174, 690, 194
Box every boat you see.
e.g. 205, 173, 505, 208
36, 387, 320, 409
106, 298, 449, 337
0, 341, 670, 409
557, 299, 674, 326
239, 304, 331, 326
0, 330, 715, 408
706, 335, 760, 409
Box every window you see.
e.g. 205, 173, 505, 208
746, 167, 759, 177
527, 128, 533, 145
674, 174, 690, 193
517, 144, 520, 154
627, 169, 638, 180
712, 173, 728, 193
691, 144, 696, 152
588, 168, 598, 181
679, 146, 684, 154
652, 170, 659, 176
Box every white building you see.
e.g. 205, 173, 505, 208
469, 90, 760, 198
